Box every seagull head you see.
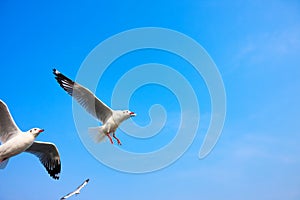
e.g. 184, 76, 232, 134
113, 110, 137, 124
119, 110, 136, 118
28, 128, 44, 137
125, 110, 136, 118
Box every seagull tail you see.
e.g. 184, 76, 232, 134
88, 126, 106, 143
0, 158, 9, 169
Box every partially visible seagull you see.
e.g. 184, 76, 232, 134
53, 69, 136, 145
60, 179, 90, 200
0, 100, 61, 179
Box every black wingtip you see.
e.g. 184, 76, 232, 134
47, 160, 61, 180
52, 69, 73, 83
53, 68, 59, 75
50, 173, 60, 180
86, 178, 90, 182
52, 69, 75, 96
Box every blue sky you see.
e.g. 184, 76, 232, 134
1, 0, 300, 199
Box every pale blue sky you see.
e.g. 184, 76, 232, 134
0, 0, 300, 199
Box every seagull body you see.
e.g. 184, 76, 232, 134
61, 179, 90, 199
53, 69, 136, 145
0, 100, 61, 179
0, 130, 36, 161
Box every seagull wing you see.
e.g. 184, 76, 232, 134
0, 100, 20, 143
60, 191, 76, 200
60, 179, 90, 200
53, 69, 113, 124
76, 178, 90, 192
25, 141, 61, 180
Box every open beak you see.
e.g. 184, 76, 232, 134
129, 112, 136, 117
39, 129, 44, 133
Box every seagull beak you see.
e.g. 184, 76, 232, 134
39, 129, 44, 133
129, 112, 136, 117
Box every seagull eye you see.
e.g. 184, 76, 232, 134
30, 130, 32, 132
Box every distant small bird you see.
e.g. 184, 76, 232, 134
0, 100, 61, 179
60, 179, 90, 200
53, 69, 136, 145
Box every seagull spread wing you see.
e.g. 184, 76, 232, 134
0, 100, 20, 143
75, 179, 90, 192
61, 179, 90, 199
53, 69, 113, 124
60, 191, 75, 200
25, 141, 61, 180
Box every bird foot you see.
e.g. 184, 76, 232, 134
107, 133, 122, 145
113, 134, 122, 145
107, 135, 113, 144
116, 140, 122, 145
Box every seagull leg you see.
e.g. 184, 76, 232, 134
113, 133, 122, 145
106, 133, 113, 144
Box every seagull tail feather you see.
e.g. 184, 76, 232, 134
88, 126, 106, 143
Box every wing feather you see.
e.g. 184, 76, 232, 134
0, 100, 20, 143
60, 191, 76, 200
25, 141, 61, 180
53, 69, 113, 124
76, 179, 90, 191
60, 179, 90, 199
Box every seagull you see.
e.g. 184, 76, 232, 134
0, 100, 61, 179
53, 69, 136, 145
60, 179, 90, 200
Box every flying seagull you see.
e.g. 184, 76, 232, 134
53, 69, 136, 145
0, 100, 61, 179
60, 179, 90, 200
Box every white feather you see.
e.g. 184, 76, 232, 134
88, 127, 106, 143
